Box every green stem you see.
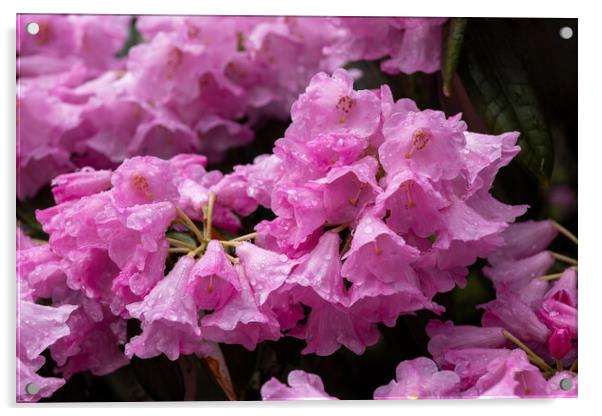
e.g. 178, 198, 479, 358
230, 232, 257, 242
204, 192, 217, 240
175, 208, 205, 245
168, 247, 191, 254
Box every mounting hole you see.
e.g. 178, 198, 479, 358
559, 26, 573, 40
559, 378, 573, 391
25, 383, 40, 395
26, 22, 40, 36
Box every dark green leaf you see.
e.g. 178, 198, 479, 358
166, 231, 197, 247
458, 19, 554, 185
441, 18, 468, 97
116, 17, 144, 59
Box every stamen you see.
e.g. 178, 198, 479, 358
374, 242, 383, 256
400, 181, 416, 208
519, 372, 531, 395
336, 96, 354, 124
133, 174, 153, 199
348, 183, 366, 206
335, 96, 354, 113
207, 275, 215, 292
404, 128, 431, 159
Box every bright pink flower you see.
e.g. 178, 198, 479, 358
376, 170, 449, 237
342, 213, 419, 286
236, 242, 298, 305
50, 298, 128, 378
308, 156, 380, 224
289, 298, 380, 355
261, 370, 336, 400
125, 256, 210, 360
483, 251, 555, 294
461, 349, 547, 398
481, 290, 551, 346
488, 220, 558, 266
287, 231, 347, 305
191, 240, 241, 311
111, 156, 179, 207
380, 18, 447, 74
325, 18, 447, 75
287, 69, 381, 142
17, 301, 77, 402
51, 167, 113, 203
374, 357, 461, 400
380, 110, 466, 181
201, 265, 281, 350
426, 320, 508, 367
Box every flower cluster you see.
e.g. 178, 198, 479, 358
16, 65, 577, 402
217, 68, 528, 355
260, 220, 578, 400
17, 15, 447, 199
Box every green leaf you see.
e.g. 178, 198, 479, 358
116, 17, 144, 59
441, 18, 468, 97
458, 19, 554, 185
166, 231, 197, 247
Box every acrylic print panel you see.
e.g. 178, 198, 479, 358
16, 14, 577, 402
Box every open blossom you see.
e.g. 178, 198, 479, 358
17, 16, 452, 198
325, 18, 447, 75
374, 357, 461, 400
211, 67, 529, 355
16, 31, 570, 400
126, 256, 210, 360
261, 370, 336, 400
17, 300, 77, 402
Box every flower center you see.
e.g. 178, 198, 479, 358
336, 96, 354, 124
404, 128, 431, 158
399, 181, 416, 209
133, 174, 152, 199
166, 47, 184, 80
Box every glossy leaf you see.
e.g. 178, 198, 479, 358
441, 18, 468, 97
458, 19, 554, 184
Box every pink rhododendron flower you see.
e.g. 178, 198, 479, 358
374, 357, 461, 400
51, 167, 113, 203
126, 256, 210, 360
261, 370, 336, 400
